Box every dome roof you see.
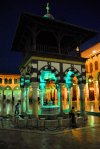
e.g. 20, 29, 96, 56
44, 14, 54, 19
44, 3, 54, 19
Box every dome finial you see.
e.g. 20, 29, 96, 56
46, 2, 50, 14
44, 3, 54, 19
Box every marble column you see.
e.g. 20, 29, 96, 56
26, 87, 29, 113
40, 89, 43, 108
79, 84, 85, 116
76, 85, 80, 111
59, 83, 63, 114
31, 82, 39, 118
68, 87, 71, 111
64, 87, 67, 109
94, 80, 99, 111
21, 87, 26, 113
85, 83, 89, 111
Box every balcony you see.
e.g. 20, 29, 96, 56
36, 44, 79, 57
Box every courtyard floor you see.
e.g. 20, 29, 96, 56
0, 115, 100, 149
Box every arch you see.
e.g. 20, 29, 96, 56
38, 65, 60, 84
86, 75, 92, 83
4, 85, 12, 90
13, 85, 20, 90
4, 85, 12, 101
96, 72, 100, 81
64, 67, 82, 85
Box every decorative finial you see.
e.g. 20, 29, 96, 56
46, 2, 50, 14
44, 3, 54, 19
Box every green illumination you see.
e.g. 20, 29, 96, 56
40, 70, 58, 89
65, 71, 74, 88
40, 70, 57, 83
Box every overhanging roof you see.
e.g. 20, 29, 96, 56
11, 11, 99, 52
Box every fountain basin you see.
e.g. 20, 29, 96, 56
41, 105, 59, 115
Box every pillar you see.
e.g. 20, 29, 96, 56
59, 83, 63, 114
57, 87, 60, 107
68, 87, 71, 111
79, 84, 85, 116
40, 89, 43, 108
94, 80, 99, 111
26, 87, 29, 113
21, 88, 26, 113
76, 85, 80, 111
31, 82, 39, 118
63, 87, 67, 109
85, 83, 89, 111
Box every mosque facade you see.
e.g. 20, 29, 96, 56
1, 4, 98, 117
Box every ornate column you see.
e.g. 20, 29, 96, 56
64, 87, 67, 109
59, 83, 64, 114
94, 80, 99, 111
31, 82, 39, 118
40, 88, 43, 107
26, 87, 29, 113
21, 88, 26, 113
79, 84, 85, 116
57, 87, 60, 107
76, 85, 80, 110
85, 83, 89, 111
39, 83, 45, 108
68, 87, 71, 111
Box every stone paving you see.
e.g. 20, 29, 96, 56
0, 115, 100, 148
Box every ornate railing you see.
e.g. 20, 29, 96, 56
36, 44, 78, 57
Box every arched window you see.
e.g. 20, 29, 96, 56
85, 64, 88, 72
4, 78, 7, 84
0, 78, 2, 83
18, 79, 20, 84
14, 79, 17, 84
90, 63, 93, 72
95, 61, 98, 70
9, 79, 12, 84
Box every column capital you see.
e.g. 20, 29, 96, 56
59, 83, 64, 88
31, 82, 39, 88
79, 83, 85, 89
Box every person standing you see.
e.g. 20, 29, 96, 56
14, 103, 20, 115
69, 106, 76, 124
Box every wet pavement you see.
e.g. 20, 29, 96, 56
0, 115, 100, 148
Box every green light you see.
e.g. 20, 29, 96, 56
65, 71, 74, 88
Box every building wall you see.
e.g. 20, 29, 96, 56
82, 43, 100, 111
0, 74, 21, 101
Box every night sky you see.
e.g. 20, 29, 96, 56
0, 0, 100, 74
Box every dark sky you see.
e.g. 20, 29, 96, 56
0, 0, 100, 74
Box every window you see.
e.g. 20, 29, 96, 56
85, 64, 88, 72
0, 78, 2, 83
18, 79, 20, 84
95, 61, 98, 70
9, 79, 12, 84
90, 63, 93, 72
14, 79, 17, 84
4, 78, 7, 84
